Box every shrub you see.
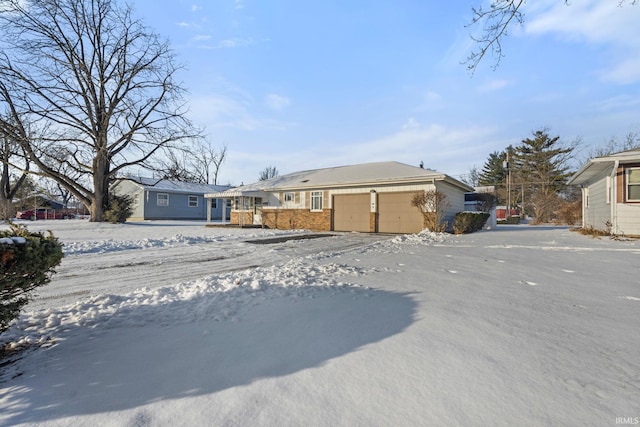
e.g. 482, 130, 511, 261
453, 212, 490, 234
411, 190, 450, 232
104, 194, 133, 223
498, 216, 521, 224
1, 223, 64, 333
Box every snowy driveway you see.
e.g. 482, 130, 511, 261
1, 220, 639, 426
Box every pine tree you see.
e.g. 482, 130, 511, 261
513, 129, 575, 223
478, 150, 510, 206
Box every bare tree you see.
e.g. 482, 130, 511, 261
0, 0, 198, 221
586, 131, 640, 160
259, 166, 279, 181
465, 1, 638, 73
155, 141, 226, 184
193, 142, 227, 185
0, 124, 30, 219
411, 190, 450, 232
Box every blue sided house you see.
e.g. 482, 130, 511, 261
113, 176, 233, 221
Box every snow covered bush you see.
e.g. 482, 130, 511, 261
0, 223, 64, 333
452, 212, 490, 234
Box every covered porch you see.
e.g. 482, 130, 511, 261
204, 188, 270, 227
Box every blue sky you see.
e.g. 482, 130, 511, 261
132, 0, 640, 185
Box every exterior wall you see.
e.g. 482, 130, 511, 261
231, 211, 254, 225
113, 181, 145, 220
435, 181, 466, 227
227, 181, 468, 233
115, 180, 230, 221
583, 176, 610, 231
615, 204, 640, 235
142, 191, 207, 220
262, 208, 331, 231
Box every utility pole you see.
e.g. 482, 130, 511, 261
503, 153, 511, 218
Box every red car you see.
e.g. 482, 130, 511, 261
16, 208, 73, 220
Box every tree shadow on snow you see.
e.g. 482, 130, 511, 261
1, 286, 416, 424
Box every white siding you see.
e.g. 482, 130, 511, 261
615, 204, 640, 235
583, 177, 611, 230
436, 182, 466, 226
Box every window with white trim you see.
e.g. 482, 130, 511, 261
188, 195, 198, 207
284, 192, 295, 203
627, 168, 640, 201
310, 191, 323, 211
211, 198, 218, 209
157, 193, 169, 206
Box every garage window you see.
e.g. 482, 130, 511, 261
188, 195, 198, 207
310, 191, 323, 211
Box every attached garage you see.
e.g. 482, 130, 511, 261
378, 192, 423, 234
206, 161, 473, 234
333, 194, 370, 232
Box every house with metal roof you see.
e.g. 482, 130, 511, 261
568, 148, 640, 236
205, 161, 473, 233
112, 177, 233, 221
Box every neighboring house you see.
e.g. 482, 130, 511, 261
568, 148, 640, 236
465, 186, 497, 229
205, 161, 473, 233
113, 177, 233, 221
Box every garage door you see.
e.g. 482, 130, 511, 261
378, 192, 423, 234
333, 194, 370, 232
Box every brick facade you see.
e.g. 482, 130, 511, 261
231, 211, 254, 225
262, 208, 332, 231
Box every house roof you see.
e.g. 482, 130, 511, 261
568, 148, 640, 186
121, 176, 233, 195
206, 161, 472, 198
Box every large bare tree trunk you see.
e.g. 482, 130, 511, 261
0, 0, 198, 222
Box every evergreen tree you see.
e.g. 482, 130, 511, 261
513, 129, 575, 223
478, 150, 507, 186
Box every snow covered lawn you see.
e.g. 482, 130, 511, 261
1, 220, 639, 426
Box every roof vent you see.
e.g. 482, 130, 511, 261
301, 179, 310, 183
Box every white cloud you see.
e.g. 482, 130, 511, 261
265, 94, 291, 111
477, 79, 512, 93
312, 123, 498, 175
211, 37, 254, 49
402, 118, 421, 130
191, 5, 202, 12
525, 0, 640, 84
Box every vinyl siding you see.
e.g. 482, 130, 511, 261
616, 204, 640, 235
583, 177, 611, 230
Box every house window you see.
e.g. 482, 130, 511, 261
284, 192, 295, 203
627, 168, 640, 201
310, 191, 323, 211
211, 199, 218, 209
157, 193, 169, 206
188, 195, 198, 207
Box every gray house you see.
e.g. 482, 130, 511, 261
113, 177, 232, 221
568, 148, 640, 236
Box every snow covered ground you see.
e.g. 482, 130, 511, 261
0, 219, 639, 426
